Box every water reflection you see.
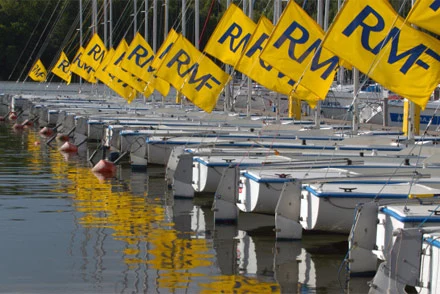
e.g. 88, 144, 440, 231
0, 125, 371, 293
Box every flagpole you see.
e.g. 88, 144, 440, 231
246, 0, 252, 118
352, 67, 359, 135
133, 0, 137, 35
182, 0, 186, 37
79, 0, 83, 92
92, 0, 98, 97
153, 0, 157, 52
274, 0, 282, 123
314, 0, 323, 128
224, 0, 232, 112
109, 0, 113, 47
164, 0, 169, 39
405, 0, 418, 141
195, 0, 199, 50
144, 0, 148, 41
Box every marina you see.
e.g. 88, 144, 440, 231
1, 0, 440, 292
1, 86, 440, 293
0, 98, 375, 293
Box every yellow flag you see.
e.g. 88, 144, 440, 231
322, 0, 440, 109
156, 35, 230, 113
70, 47, 97, 83
150, 76, 171, 97
106, 39, 150, 98
260, 0, 339, 100
235, 16, 317, 102
95, 48, 115, 85
82, 33, 107, 70
121, 32, 169, 97
51, 51, 71, 85
151, 28, 179, 71
121, 32, 155, 82
204, 4, 256, 67
407, 0, 440, 36
145, 29, 178, 97
28, 59, 47, 82
96, 47, 138, 102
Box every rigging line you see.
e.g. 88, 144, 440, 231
8, 0, 52, 81
122, 0, 148, 40
57, 7, 82, 60
20, 0, 63, 83
112, 0, 133, 44
199, 0, 216, 47
46, 1, 73, 73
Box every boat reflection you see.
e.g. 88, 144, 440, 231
24, 128, 369, 293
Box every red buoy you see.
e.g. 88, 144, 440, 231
0, 116, 5, 122
21, 119, 34, 127
58, 141, 78, 153
91, 159, 116, 174
56, 134, 69, 143
12, 123, 25, 130
9, 112, 17, 121
34, 141, 41, 146
39, 127, 54, 137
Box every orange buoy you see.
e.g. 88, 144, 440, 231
91, 159, 116, 174
34, 141, 41, 146
39, 127, 54, 137
58, 141, 78, 153
9, 112, 17, 120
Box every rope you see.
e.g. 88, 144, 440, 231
199, 0, 216, 47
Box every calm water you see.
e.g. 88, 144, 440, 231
0, 123, 371, 293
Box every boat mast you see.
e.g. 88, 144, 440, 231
224, 0, 232, 112
314, 0, 324, 128
92, 0, 98, 96
79, 0, 83, 92
133, 0, 137, 35
92, 0, 97, 34
404, 0, 419, 141
182, 0, 186, 37
164, 0, 169, 40
246, 0, 252, 118
103, 0, 107, 47
352, 67, 360, 134
153, 0, 157, 52
274, 0, 282, 123
194, 0, 199, 49
144, 0, 148, 41
109, 0, 113, 47
336, 0, 344, 86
